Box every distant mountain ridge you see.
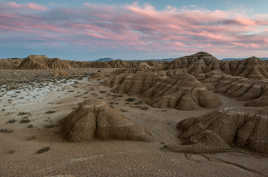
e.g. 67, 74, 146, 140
96, 58, 114, 62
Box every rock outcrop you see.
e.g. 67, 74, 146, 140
2, 52, 268, 79
244, 88, 268, 107
168, 53, 268, 80
214, 75, 265, 101
61, 100, 150, 142
201, 71, 268, 107
112, 62, 154, 74
165, 110, 268, 153
221, 57, 268, 79
107, 71, 221, 110
0, 58, 22, 69
168, 52, 220, 78
18, 55, 72, 70
88, 60, 128, 68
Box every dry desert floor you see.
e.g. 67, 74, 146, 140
0, 69, 268, 177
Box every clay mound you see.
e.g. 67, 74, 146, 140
61, 100, 149, 142
136, 62, 153, 71
18, 55, 48, 69
107, 71, 221, 110
89, 60, 128, 68
201, 71, 268, 106
198, 70, 224, 90
68, 60, 95, 68
108, 60, 129, 68
221, 57, 268, 79
168, 52, 220, 77
245, 96, 268, 107
18, 55, 72, 70
48, 58, 72, 70
88, 59, 164, 71
168, 110, 268, 153
90, 60, 159, 72
168, 53, 268, 80
144, 60, 167, 70
0, 58, 22, 69
214, 75, 265, 100
244, 86, 268, 107
112, 62, 154, 74
88, 61, 111, 68
164, 130, 231, 154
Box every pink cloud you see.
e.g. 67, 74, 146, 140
7, 2, 22, 8
27, 3, 47, 11
6, 2, 47, 11
0, 2, 268, 57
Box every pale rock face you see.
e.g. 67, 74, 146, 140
61, 100, 150, 142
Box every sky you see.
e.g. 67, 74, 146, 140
0, 0, 268, 60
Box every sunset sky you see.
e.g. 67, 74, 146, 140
1, 0, 268, 60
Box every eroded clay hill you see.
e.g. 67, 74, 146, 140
88, 59, 128, 68
165, 110, 268, 154
0, 58, 22, 69
90, 60, 161, 72
112, 62, 154, 74
61, 100, 150, 142
221, 57, 268, 79
167, 52, 268, 80
18, 55, 72, 70
88, 59, 153, 69
200, 71, 268, 107
168, 52, 220, 77
107, 71, 221, 110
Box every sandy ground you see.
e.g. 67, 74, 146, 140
0, 74, 268, 177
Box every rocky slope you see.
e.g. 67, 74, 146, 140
88, 60, 129, 68
168, 52, 268, 79
220, 57, 268, 79
9, 56, 161, 71
168, 52, 220, 77
2, 52, 268, 107
2, 52, 268, 79
18, 55, 72, 70
165, 110, 268, 154
201, 71, 268, 107
107, 71, 221, 110
0, 58, 22, 69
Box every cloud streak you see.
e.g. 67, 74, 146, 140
6, 2, 47, 11
0, 2, 268, 58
